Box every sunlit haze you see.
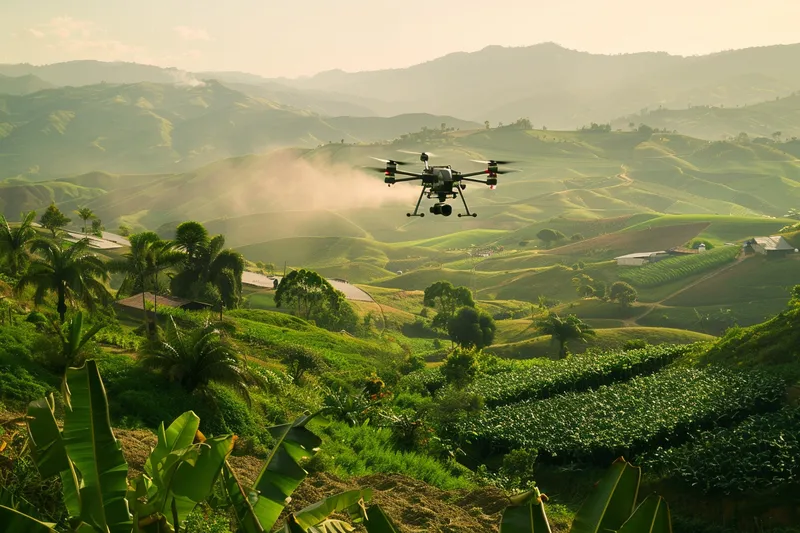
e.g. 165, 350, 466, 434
1, 0, 799, 77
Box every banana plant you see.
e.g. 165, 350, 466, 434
500, 457, 672, 533
25, 360, 235, 533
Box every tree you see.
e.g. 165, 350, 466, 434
447, 306, 496, 349
0, 210, 37, 277
75, 207, 95, 235
90, 218, 104, 238
609, 281, 638, 307
17, 238, 110, 322
440, 348, 478, 388
536, 228, 566, 247
118, 224, 131, 237
170, 222, 245, 309
31, 310, 105, 373
572, 273, 595, 298
39, 202, 71, 237
570, 233, 584, 242
108, 231, 162, 333
535, 312, 596, 359
772, 131, 783, 142
484, 120, 490, 130
279, 344, 323, 384
274, 269, 355, 331
140, 316, 255, 402
423, 280, 475, 329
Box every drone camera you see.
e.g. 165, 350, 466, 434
487, 177, 498, 186
420, 152, 429, 162
430, 203, 452, 216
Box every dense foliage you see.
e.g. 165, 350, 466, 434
467, 345, 687, 407
459, 367, 785, 463
619, 246, 739, 288
643, 407, 800, 495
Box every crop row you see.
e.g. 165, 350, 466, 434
399, 345, 688, 405
457, 367, 785, 464
467, 345, 688, 406
641, 406, 800, 494
619, 246, 739, 288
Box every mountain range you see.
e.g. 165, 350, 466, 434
0, 80, 478, 178
3, 42, 800, 132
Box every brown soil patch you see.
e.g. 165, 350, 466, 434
287, 472, 508, 532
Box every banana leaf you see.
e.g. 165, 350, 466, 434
224, 412, 322, 532
26, 393, 81, 518
364, 504, 402, 533
569, 458, 640, 533
294, 489, 372, 529
618, 495, 672, 533
500, 488, 552, 532
308, 519, 356, 532
62, 360, 133, 533
169, 434, 235, 527
0, 505, 57, 532
145, 411, 201, 478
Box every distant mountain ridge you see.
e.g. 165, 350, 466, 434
0, 73, 54, 95
0, 80, 479, 178
4, 42, 800, 129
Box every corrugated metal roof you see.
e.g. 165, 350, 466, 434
615, 251, 667, 260
114, 292, 192, 310
753, 236, 795, 251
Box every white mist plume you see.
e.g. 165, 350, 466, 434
169, 70, 206, 87
217, 149, 419, 216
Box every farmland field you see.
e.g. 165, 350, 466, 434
619, 245, 740, 288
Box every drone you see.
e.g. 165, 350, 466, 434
367, 151, 518, 217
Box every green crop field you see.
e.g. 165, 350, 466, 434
459, 367, 785, 463
619, 246, 740, 288
487, 327, 714, 359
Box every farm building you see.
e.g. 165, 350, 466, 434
114, 292, 212, 317
745, 236, 797, 257
615, 251, 669, 266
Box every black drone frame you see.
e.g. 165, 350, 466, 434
373, 152, 511, 218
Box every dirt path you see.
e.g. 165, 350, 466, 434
621, 252, 749, 327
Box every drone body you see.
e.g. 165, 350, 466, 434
369, 151, 516, 218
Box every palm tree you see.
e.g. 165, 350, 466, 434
75, 207, 95, 235
171, 223, 244, 309
27, 311, 105, 373
17, 238, 110, 322
108, 232, 163, 333
0, 211, 37, 277
149, 239, 186, 317
535, 312, 596, 359
140, 317, 254, 403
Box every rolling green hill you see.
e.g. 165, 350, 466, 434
611, 92, 800, 140
0, 73, 53, 95
0, 80, 479, 178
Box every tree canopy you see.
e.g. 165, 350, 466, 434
275, 269, 357, 332
609, 281, 638, 307
535, 312, 596, 359
447, 306, 496, 350
39, 202, 71, 237
423, 280, 475, 329
536, 228, 566, 246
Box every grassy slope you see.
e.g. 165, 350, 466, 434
487, 327, 714, 359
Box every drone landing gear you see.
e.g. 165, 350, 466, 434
457, 189, 478, 218
407, 186, 427, 217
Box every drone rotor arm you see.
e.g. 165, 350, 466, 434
392, 170, 425, 179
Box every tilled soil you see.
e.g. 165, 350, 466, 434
117, 428, 508, 532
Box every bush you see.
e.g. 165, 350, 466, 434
440, 349, 479, 389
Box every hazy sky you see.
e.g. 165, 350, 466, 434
1, 0, 799, 78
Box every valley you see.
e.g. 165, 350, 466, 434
1, 38, 800, 533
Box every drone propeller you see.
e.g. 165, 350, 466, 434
398, 150, 437, 157
470, 159, 517, 165
495, 169, 520, 175
369, 156, 409, 166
